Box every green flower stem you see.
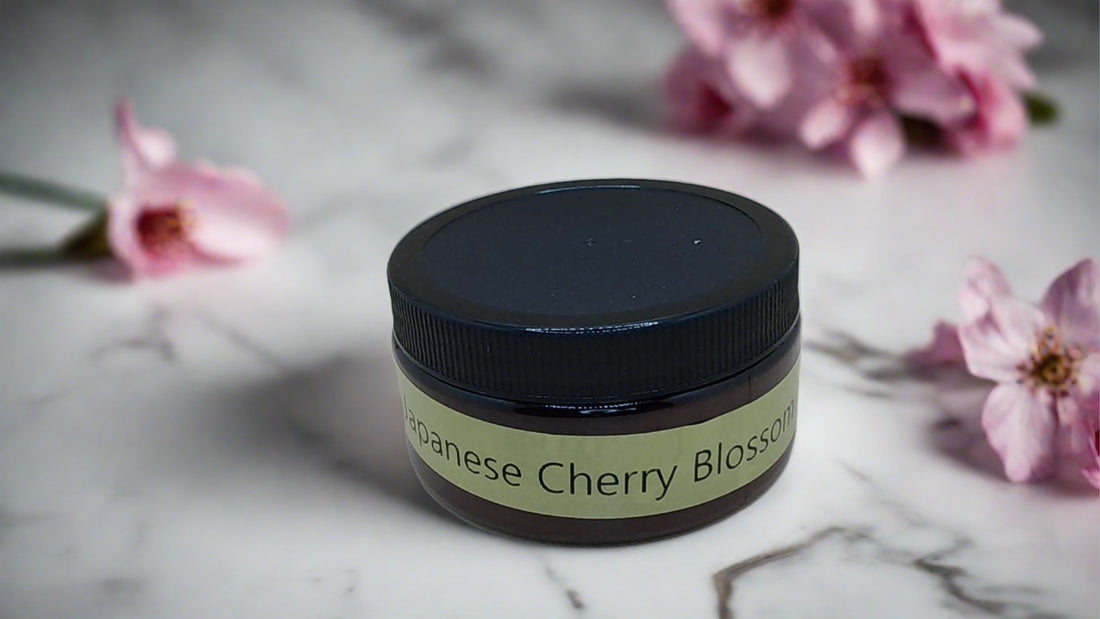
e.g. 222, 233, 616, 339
1024, 92, 1059, 126
60, 210, 112, 260
0, 170, 107, 212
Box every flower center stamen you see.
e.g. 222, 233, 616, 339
136, 203, 193, 257
839, 57, 890, 108
1019, 327, 1082, 395
752, 0, 796, 21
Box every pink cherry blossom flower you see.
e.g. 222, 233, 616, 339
661, 0, 1045, 176
942, 71, 1027, 155
109, 100, 288, 277
666, 0, 837, 108
664, 48, 757, 135
908, 0, 1042, 90
958, 259, 1100, 482
797, 21, 974, 176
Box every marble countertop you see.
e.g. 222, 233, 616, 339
0, 1, 1097, 617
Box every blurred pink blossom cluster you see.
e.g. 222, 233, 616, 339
664, 0, 1043, 176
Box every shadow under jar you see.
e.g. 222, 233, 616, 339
387, 179, 800, 545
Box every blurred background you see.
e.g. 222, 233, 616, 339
1, 1, 1095, 212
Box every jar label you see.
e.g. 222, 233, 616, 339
398, 362, 798, 519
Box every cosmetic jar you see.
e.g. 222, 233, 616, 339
388, 179, 799, 544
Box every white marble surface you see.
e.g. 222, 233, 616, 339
0, 1, 1097, 617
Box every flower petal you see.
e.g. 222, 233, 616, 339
191, 198, 289, 261
799, 97, 854, 150
106, 193, 146, 271
1056, 391, 1081, 428
164, 164, 289, 261
664, 48, 745, 134
993, 14, 1043, 51
1039, 259, 1100, 351
222, 166, 265, 188
891, 68, 975, 125
726, 33, 792, 108
1085, 427, 1100, 491
981, 383, 1058, 482
1079, 353, 1100, 394
1084, 460, 1100, 490
907, 321, 965, 368
1064, 386, 1100, 489
666, 0, 729, 57
115, 99, 177, 178
848, 0, 882, 36
995, 53, 1036, 91
847, 110, 904, 177
959, 74, 1027, 154
959, 256, 1012, 321
959, 297, 1043, 382
945, 75, 1026, 155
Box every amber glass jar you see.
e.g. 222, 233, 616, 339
388, 179, 800, 544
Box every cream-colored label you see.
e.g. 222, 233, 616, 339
399, 362, 798, 519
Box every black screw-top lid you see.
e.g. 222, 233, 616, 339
388, 179, 799, 405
